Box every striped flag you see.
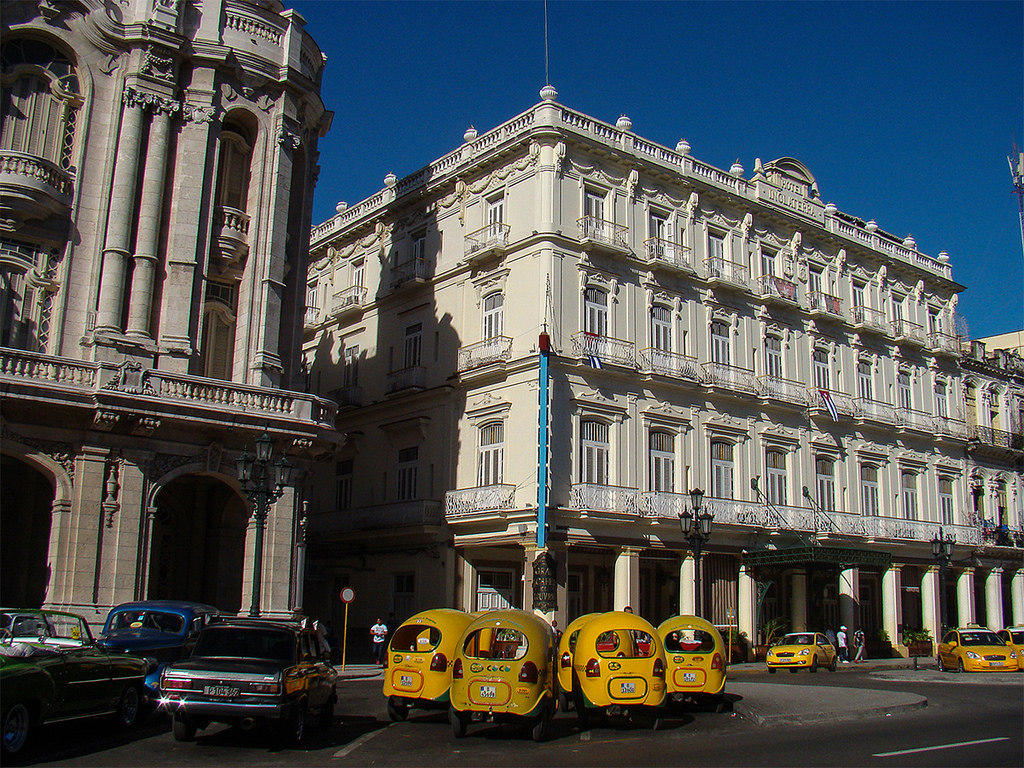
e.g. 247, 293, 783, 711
819, 389, 839, 421
588, 355, 603, 369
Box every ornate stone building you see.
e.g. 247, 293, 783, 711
0, 0, 335, 628
302, 88, 1023, 654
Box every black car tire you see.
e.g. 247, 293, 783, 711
2, 703, 31, 757
957, 659, 965, 673
386, 696, 409, 722
278, 703, 306, 747
115, 685, 141, 728
714, 694, 728, 714
767, 667, 776, 674
810, 655, 818, 673
557, 690, 572, 714
449, 707, 467, 738
789, 667, 798, 673
937, 655, 946, 672
319, 692, 336, 728
172, 713, 197, 742
829, 655, 837, 672
531, 705, 551, 742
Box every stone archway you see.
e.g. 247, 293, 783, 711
0, 454, 55, 607
148, 473, 248, 613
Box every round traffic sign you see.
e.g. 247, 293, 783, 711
340, 587, 355, 604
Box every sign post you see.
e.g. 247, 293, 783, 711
340, 587, 355, 671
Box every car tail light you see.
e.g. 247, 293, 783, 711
161, 678, 192, 690
519, 661, 538, 683
248, 682, 280, 694
585, 658, 600, 677
560, 651, 572, 668
452, 658, 463, 679
652, 657, 665, 678
711, 653, 724, 670
430, 652, 447, 672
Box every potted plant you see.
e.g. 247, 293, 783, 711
902, 628, 933, 657
866, 628, 892, 659
754, 616, 787, 662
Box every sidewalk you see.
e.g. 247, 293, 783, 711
727, 654, 935, 677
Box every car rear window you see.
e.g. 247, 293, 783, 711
462, 627, 528, 660
664, 628, 714, 653
194, 627, 296, 661
390, 625, 441, 653
109, 610, 184, 634
595, 629, 656, 658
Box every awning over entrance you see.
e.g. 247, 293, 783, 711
742, 545, 892, 568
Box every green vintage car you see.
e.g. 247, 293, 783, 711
1, 609, 148, 758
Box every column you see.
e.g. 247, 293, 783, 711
678, 555, 695, 615
839, 566, 860, 632
921, 566, 941, 647
881, 564, 903, 653
956, 568, 976, 627
613, 547, 640, 612
126, 103, 174, 337
1012, 569, 1024, 626
737, 565, 757, 660
984, 569, 1004, 631
96, 89, 146, 334
790, 569, 807, 632
458, 550, 476, 612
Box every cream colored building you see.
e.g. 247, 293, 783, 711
303, 88, 1022, 655
0, 0, 335, 629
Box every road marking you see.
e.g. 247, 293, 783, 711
333, 724, 394, 759
874, 737, 1010, 757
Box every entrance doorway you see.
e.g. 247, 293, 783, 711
0, 455, 54, 607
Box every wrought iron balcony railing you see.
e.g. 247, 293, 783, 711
757, 275, 798, 302
457, 336, 513, 372
444, 485, 517, 518
855, 397, 898, 424
969, 425, 1024, 451
892, 318, 927, 345
850, 305, 889, 333
385, 365, 426, 393
928, 330, 961, 355
391, 257, 430, 288
464, 222, 510, 260
571, 332, 636, 368
569, 483, 640, 514
637, 348, 703, 382
577, 216, 629, 251
702, 362, 758, 394
642, 238, 693, 271
704, 257, 748, 288
807, 291, 843, 317
758, 375, 810, 405
330, 285, 367, 316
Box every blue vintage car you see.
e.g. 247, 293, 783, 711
99, 601, 221, 694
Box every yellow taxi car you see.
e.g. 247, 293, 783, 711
556, 613, 599, 712
996, 627, 1024, 667
449, 609, 557, 742
571, 611, 666, 729
765, 632, 837, 673
657, 615, 727, 712
383, 608, 476, 721
937, 627, 1020, 673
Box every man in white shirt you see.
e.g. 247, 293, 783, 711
370, 618, 388, 665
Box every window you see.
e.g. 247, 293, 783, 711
305, 281, 319, 323
215, 124, 253, 211
584, 287, 608, 337
898, 371, 912, 410
901, 471, 918, 520
708, 232, 725, 262
808, 267, 823, 296
487, 196, 504, 233
476, 569, 515, 611
201, 281, 237, 381
816, 457, 836, 512
352, 261, 365, 288
935, 381, 948, 418
996, 480, 1008, 526
891, 294, 904, 322
965, 384, 977, 425
711, 440, 734, 499
852, 281, 866, 309
342, 345, 359, 387
939, 478, 954, 526
585, 189, 606, 221
336, 459, 353, 510
397, 447, 418, 501
857, 359, 873, 400
651, 306, 672, 352
711, 320, 730, 365
861, 465, 880, 516
649, 431, 675, 493
482, 292, 503, 340
649, 210, 668, 241
478, 422, 504, 487
766, 449, 787, 506
403, 323, 422, 369
393, 573, 415, 623
580, 420, 609, 485
813, 347, 830, 390
764, 335, 783, 379
761, 248, 777, 277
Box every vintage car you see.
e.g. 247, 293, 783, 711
1, 609, 90, 648
657, 615, 727, 711
100, 600, 220, 694
158, 617, 337, 746
1, 610, 147, 758
571, 610, 666, 729
937, 627, 1019, 673
383, 608, 476, 721
449, 609, 557, 742
765, 632, 838, 673
556, 612, 600, 712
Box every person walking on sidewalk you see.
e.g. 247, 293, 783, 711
853, 627, 866, 663
837, 625, 849, 663
371, 617, 388, 665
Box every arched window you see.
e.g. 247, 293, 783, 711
584, 287, 607, 337
766, 449, 787, 506
964, 383, 977, 426
861, 464, 880, 516
898, 370, 913, 410
813, 347, 830, 390
478, 422, 504, 487
651, 305, 671, 352
580, 419, 609, 485
938, 478, 954, 526
857, 359, 873, 400
935, 381, 948, 419
200, 281, 237, 380
649, 431, 675, 493
764, 335, 782, 378
816, 456, 835, 512
215, 120, 253, 212
901, 471, 918, 521
711, 320, 730, 365
710, 440, 734, 499
482, 292, 503, 340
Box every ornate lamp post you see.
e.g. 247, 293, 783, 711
679, 488, 713, 616
931, 528, 954, 636
236, 428, 296, 617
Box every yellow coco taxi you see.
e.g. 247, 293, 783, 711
765, 632, 837, 673
572, 611, 666, 729
657, 615, 727, 712
383, 608, 476, 721
449, 610, 557, 742
996, 627, 1024, 666
937, 628, 1020, 673
556, 613, 600, 712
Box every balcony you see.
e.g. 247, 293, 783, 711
330, 285, 367, 317
806, 387, 857, 419
806, 291, 843, 319
457, 336, 513, 372
385, 365, 426, 394
571, 332, 635, 368
0, 150, 74, 230
892, 318, 927, 346
851, 305, 889, 335
327, 385, 361, 408
758, 375, 810, 406
391, 257, 430, 289
896, 408, 936, 433
642, 238, 693, 272
311, 500, 444, 533
304, 305, 319, 327
702, 362, 758, 394
569, 483, 640, 515
756, 275, 798, 305
637, 348, 703, 383
969, 425, 1024, 452
444, 484, 517, 518
928, 330, 961, 356
932, 416, 968, 440
704, 257, 749, 290
212, 205, 250, 267
855, 398, 898, 425
464, 222, 510, 263
577, 216, 629, 255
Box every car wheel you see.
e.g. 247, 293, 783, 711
115, 685, 141, 728
531, 705, 552, 742
767, 667, 776, 674
2, 703, 31, 757
172, 713, 197, 742
278, 704, 306, 747
714, 694, 728, 714
829, 655, 837, 672
789, 667, 799, 673
648, 707, 663, 731
810, 656, 818, 673
386, 696, 409, 722
557, 690, 572, 713
957, 659, 965, 674
937, 655, 946, 672
319, 692, 336, 728
449, 707, 467, 739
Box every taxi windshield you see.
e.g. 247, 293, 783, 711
462, 627, 528, 660
959, 631, 1002, 646
391, 625, 441, 653
664, 628, 714, 653
595, 629, 655, 658
1011, 631, 1024, 644
109, 610, 184, 634
782, 634, 815, 646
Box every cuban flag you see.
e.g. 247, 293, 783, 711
819, 389, 839, 421
588, 355, 603, 369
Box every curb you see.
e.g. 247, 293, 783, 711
728, 683, 928, 727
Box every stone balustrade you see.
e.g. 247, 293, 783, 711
444, 485, 517, 517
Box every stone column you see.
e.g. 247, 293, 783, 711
613, 547, 640, 612
737, 565, 757, 658
790, 568, 808, 632
458, 551, 476, 612
956, 568, 976, 627
1011, 569, 1024, 626
881, 564, 903, 653
678, 554, 695, 615
839, 566, 860, 632
96, 88, 146, 334
921, 566, 941, 647
127, 102, 175, 337
984, 568, 1004, 631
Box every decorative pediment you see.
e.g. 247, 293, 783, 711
760, 157, 820, 199
705, 414, 749, 440
641, 402, 692, 428
760, 424, 799, 447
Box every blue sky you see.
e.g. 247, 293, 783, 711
291, 0, 1023, 339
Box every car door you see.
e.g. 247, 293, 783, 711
938, 631, 956, 667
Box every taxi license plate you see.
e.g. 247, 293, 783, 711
620, 681, 635, 694
400, 674, 414, 687
990, 661, 1003, 667
203, 685, 239, 698
683, 672, 696, 683
479, 685, 497, 699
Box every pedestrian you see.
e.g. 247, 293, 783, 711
370, 617, 388, 665
854, 628, 866, 663
837, 625, 849, 663
552, 619, 563, 645
825, 627, 837, 647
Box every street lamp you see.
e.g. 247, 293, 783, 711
679, 488, 713, 616
236, 428, 297, 617
930, 528, 954, 637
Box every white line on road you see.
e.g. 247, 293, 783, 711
333, 723, 394, 759
873, 737, 1010, 757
